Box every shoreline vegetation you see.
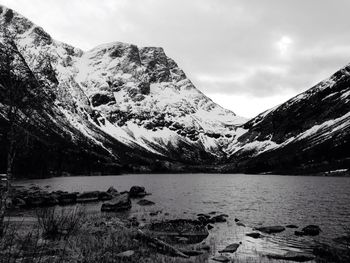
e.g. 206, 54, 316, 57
1, 184, 350, 263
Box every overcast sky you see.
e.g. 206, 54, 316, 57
2, 0, 350, 118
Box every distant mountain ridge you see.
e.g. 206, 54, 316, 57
0, 5, 349, 177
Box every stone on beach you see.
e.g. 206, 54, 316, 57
58, 192, 77, 205
148, 219, 209, 244
98, 191, 113, 201
101, 193, 131, 212
76, 191, 99, 202
106, 186, 119, 196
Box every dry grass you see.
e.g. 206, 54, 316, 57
1, 209, 348, 263
36, 206, 85, 240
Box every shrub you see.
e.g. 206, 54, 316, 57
36, 206, 85, 240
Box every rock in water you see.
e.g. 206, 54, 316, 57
207, 224, 214, 230
101, 193, 131, 212
129, 186, 147, 198
212, 214, 227, 223
137, 199, 155, 206
295, 225, 321, 236
197, 213, 211, 219
286, 224, 298, 228
267, 251, 315, 262
333, 235, 350, 245
246, 232, 261, 238
200, 244, 211, 251
212, 255, 231, 262
219, 243, 240, 253
255, 225, 285, 234
236, 221, 245, 227
295, 231, 305, 236
301, 225, 321, 236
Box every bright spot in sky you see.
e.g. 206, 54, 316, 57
276, 36, 293, 56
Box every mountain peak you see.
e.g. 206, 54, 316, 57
0, 5, 246, 168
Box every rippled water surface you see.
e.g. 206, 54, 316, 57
16, 173, 350, 261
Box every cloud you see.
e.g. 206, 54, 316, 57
2, 0, 350, 117
276, 36, 293, 56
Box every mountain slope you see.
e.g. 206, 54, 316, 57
0, 5, 349, 177
0, 5, 246, 176
224, 65, 350, 174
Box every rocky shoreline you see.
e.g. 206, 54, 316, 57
3, 184, 350, 262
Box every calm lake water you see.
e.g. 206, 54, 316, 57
15, 173, 350, 261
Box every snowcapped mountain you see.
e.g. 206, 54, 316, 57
0, 5, 246, 175
224, 65, 350, 175
0, 5, 349, 176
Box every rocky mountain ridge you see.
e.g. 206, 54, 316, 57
0, 5, 349, 177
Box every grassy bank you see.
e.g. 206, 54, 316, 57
2, 206, 349, 263
1, 207, 212, 263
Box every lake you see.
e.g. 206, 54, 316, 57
15, 173, 350, 262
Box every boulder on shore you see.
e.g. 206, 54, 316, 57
101, 193, 132, 212
106, 186, 119, 196
58, 192, 77, 205
77, 191, 99, 202
129, 186, 147, 198
148, 219, 209, 244
98, 191, 113, 201
25, 195, 46, 207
